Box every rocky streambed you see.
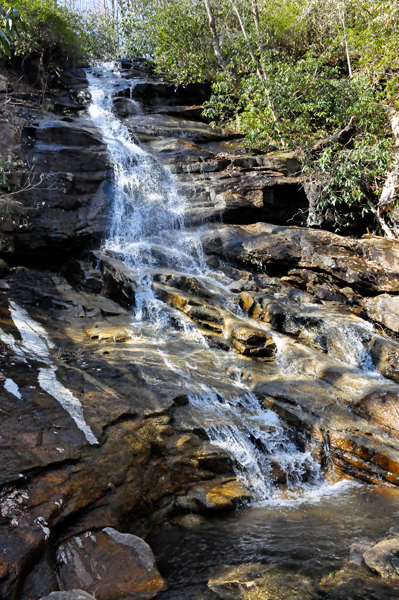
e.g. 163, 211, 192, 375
1, 61, 399, 600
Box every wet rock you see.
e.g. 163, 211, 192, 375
153, 104, 209, 120
53, 90, 92, 113
93, 252, 137, 305
113, 97, 141, 117
39, 592, 96, 600
125, 114, 232, 143
363, 537, 399, 578
130, 81, 212, 107
172, 514, 208, 529
57, 528, 166, 599
319, 561, 399, 599
63, 260, 103, 293
145, 137, 215, 164
231, 325, 276, 359
370, 336, 399, 381
0, 268, 273, 599
84, 323, 131, 342
6, 115, 111, 262
349, 538, 376, 566
239, 292, 285, 330
355, 389, 399, 437
58, 68, 89, 90
208, 563, 317, 599
172, 170, 307, 227
176, 480, 251, 512
201, 223, 399, 293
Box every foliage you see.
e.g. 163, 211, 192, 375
305, 137, 393, 231
0, 5, 24, 57
205, 53, 389, 144
2, 0, 86, 64
120, 0, 217, 82
80, 11, 120, 62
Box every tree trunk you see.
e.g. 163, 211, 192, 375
374, 109, 399, 237
228, 0, 278, 124
251, 0, 260, 36
202, 0, 228, 70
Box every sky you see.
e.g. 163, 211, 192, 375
59, 0, 115, 13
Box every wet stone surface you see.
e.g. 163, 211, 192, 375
3, 63, 399, 600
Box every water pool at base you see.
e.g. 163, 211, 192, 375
148, 484, 399, 599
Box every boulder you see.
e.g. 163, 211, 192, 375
349, 538, 376, 566
113, 97, 140, 117
40, 592, 96, 600
57, 528, 166, 600
52, 90, 92, 113
364, 294, 399, 333
175, 479, 252, 512
58, 68, 89, 90
363, 538, 399, 578
201, 223, 399, 293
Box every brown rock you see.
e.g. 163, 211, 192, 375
177, 480, 252, 512
57, 528, 166, 600
84, 323, 130, 342
208, 564, 317, 599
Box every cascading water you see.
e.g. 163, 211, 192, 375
87, 65, 204, 275
86, 62, 321, 503
189, 389, 320, 502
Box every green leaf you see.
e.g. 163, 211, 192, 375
0, 30, 10, 57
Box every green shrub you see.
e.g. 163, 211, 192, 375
4, 0, 86, 65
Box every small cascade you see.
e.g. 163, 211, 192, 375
189, 389, 320, 502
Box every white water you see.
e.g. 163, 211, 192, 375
189, 389, 320, 502
1, 302, 97, 445
84, 63, 332, 502
87, 65, 204, 275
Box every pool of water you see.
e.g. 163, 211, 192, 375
148, 483, 399, 598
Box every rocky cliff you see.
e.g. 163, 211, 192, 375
1, 62, 399, 600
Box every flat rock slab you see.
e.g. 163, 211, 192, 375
57, 527, 167, 600
125, 114, 232, 143
201, 223, 399, 293
176, 480, 251, 512
208, 564, 317, 599
364, 538, 399, 578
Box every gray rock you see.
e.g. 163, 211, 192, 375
349, 537, 375, 566
363, 538, 399, 578
40, 591, 96, 600
125, 114, 232, 143
364, 294, 399, 333
201, 223, 399, 293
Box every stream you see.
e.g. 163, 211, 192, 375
82, 63, 399, 598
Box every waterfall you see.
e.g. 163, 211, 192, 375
189, 389, 320, 502
85, 63, 322, 503
86, 65, 204, 275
